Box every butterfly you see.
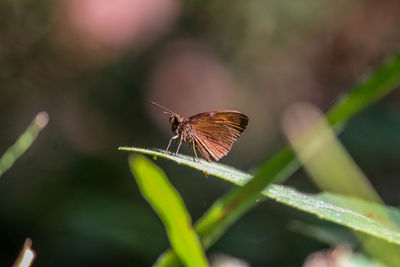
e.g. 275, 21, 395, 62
152, 102, 249, 162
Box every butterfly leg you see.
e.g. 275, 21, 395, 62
192, 141, 200, 162
166, 135, 179, 152
175, 134, 184, 155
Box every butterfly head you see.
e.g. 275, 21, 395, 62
169, 114, 183, 134
152, 102, 184, 134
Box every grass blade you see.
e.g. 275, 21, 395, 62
121, 147, 400, 246
128, 155, 209, 267
282, 103, 400, 265
0, 111, 49, 178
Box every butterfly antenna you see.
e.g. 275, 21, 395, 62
151, 102, 177, 115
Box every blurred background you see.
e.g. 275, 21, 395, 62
1, 0, 400, 266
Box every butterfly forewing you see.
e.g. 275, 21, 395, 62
189, 111, 248, 161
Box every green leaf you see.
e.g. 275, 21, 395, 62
128, 155, 209, 267
122, 147, 252, 186
326, 51, 400, 127
282, 103, 400, 265
267, 187, 400, 245
0, 111, 49, 178
288, 220, 359, 246
121, 147, 400, 247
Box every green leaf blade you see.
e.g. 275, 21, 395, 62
265, 186, 400, 245
128, 155, 209, 267
0, 111, 49, 178
327, 52, 400, 128
123, 148, 400, 246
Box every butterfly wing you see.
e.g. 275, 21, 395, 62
188, 111, 248, 162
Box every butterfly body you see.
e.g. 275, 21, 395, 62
153, 102, 248, 162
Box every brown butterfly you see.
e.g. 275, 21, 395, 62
152, 102, 249, 162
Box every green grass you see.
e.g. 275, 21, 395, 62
0, 111, 49, 178
121, 147, 400, 245
129, 155, 208, 267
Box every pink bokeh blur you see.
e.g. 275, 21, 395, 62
53, 0, 181, 62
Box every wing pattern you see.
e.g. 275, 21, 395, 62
188, 111, 248, 162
